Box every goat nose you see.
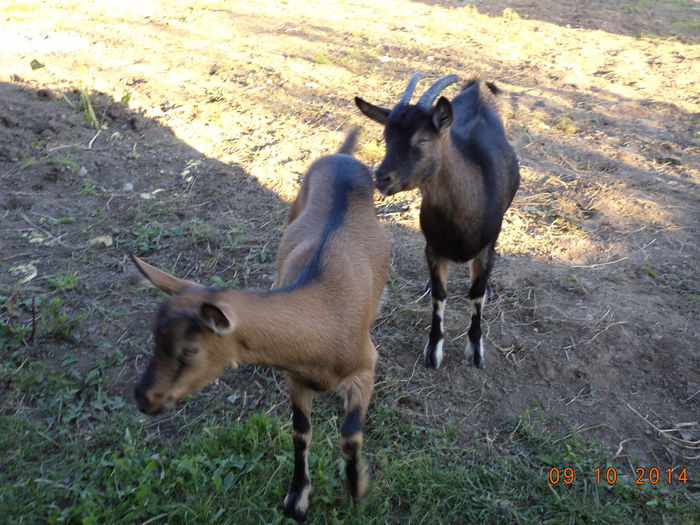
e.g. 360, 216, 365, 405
375, 169, 390, 186
134, 384, 149, 412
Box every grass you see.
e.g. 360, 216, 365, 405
1, 347, 697, 524
80, 80, 102, 131
113, 219, 251, 255
1, 287, 84, 349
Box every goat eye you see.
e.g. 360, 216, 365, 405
181, 347, 199, 358
416, 138, 429, 146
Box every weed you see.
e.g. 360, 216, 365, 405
76, 177, 99, 196
502, 7, 521, 20
206, 86, 226, 102
59, 90, 78, 109
184, 219, 220, 246
114, 220, 193, 254
0, 290, 83, 349
18, 156, 39, 170
245, 243, 271, 264
37, 297, 84, 341
222, 229, 247, 251
314, 51, 333, 64
50, 156, 82, 173
210, 275, 240, 288
46, 271, 80, 293
550, 115, 580, 135
80, 79, 103, 131
608, 272, 625, 285
0, 297, 33, 348
45, 216, 75, 226
128, 143, 141, 160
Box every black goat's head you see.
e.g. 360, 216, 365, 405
355, 73, 458, 195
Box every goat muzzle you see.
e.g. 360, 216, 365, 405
134, 383, 171, 415
374, 170, 399, 196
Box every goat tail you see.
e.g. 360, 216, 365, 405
461, 75, 501, 96
484, 81, 502, 96
462, 75, 508, 125
461, 75, 481, 92
338, 126, 360, 155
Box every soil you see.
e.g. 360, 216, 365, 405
1, 0, 698, 468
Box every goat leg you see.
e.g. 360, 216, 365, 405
467, 245, 495, 368
284, 381, 314, 521
340, 366, 374, 499
424, 246, 449, 368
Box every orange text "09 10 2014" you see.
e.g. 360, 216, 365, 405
548, 467, 689, 485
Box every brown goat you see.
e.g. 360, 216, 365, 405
131, 129, 390, 521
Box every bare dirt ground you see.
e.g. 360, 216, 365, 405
1, 0, 699, 469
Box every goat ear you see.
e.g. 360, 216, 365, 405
432, 96, 453, 130
131, 255, 198, 296
201, 302, 236, 335
355, 97, 390, 125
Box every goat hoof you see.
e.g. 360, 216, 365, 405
423, 345, 442, 369
345, 458, 370, 499
283, 489, 311, 522
283, 502, 307, 522
473, 354, 484, 368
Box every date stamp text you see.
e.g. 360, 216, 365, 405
548, 466, 689, 485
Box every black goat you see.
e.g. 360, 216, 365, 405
355, 73, 520, 368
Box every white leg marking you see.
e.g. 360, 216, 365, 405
436, 298, 446, 331
475, 337, 484, 360
434, 338, 444, 368
296, 484, 313, 513
468, 296, 483, 315
468, 297, 485, 366
465, 337, 484, 364
284, 483, 313, 514
430, 298, 446, 368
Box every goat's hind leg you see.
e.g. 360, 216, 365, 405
424, 245, 449, 369
284, 379, 314, 521
340, 365, 374, 499
467, 245, 495, 368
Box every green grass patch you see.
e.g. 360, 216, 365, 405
643, 267, 658, 279
46, 271, 80, 293
50, 156, 82, 174
1, 360, 697, 524
114, 219, 247, 255
1, 292, 84, 348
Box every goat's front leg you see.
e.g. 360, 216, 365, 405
467, 245, 495, 368
340, 364, 374, 499
284, 379, 314, 521
424, 245, 449, 368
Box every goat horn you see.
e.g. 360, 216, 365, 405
417, 74, 459, 108
397, 72, 421, 106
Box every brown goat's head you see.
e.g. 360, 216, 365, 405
355, 73, 458, 195
131, 256, 238, 415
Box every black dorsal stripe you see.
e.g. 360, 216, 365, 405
275, 157, 369, 293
